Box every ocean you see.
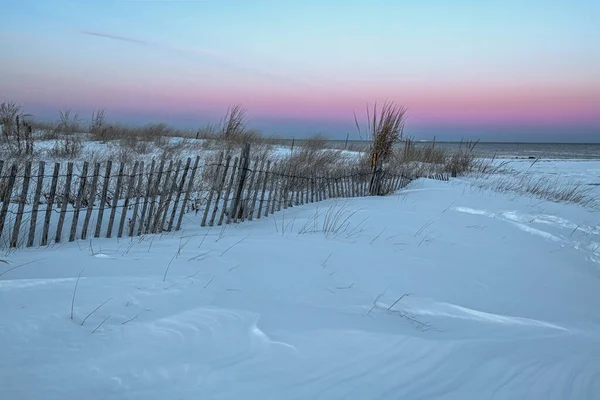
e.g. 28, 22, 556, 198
416, 142, 600, 160
327, 141, 600, 160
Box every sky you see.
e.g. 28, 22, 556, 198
1, 0, 599, 142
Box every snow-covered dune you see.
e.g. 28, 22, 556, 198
1, 161, 599, 399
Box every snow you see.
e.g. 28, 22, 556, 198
1, 160, 600, 399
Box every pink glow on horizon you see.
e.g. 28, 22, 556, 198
8, 74, 599, 126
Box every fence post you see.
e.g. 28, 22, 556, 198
230, 143, 250, 223
41, 163, 59, 246
10, 161, 31, 248
81, 162, 100, 240
69, 161, 88, 242
27, 161, 45, 247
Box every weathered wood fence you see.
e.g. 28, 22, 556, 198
0, 144, 447, 249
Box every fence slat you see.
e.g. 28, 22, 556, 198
257, 160, 271, 219
282, 166, 290, 210
165, 159, 185, 231
202, 152, 224, 227
168, 157, 191, 232
145, 159, 165, 234
81, 163, 100, 240
305, 176, 310, 203
94, 160, 112, 238
106, 162, 125, 238
298, 173, 305, 206
248, 158, 265, 221
176, 156, 200, 231
392, 175, 399, 191
55, 162, 74, 243
319, 175, 325, 202
275, 168, 284, 212
218, 157, 238, 226
0, 161, 4, 211
69, 161, 88, 242
383, 172, 393, 194
27, 161, 44, 247
158, 160, 180, 232
209, 154, 231, 226
118, 161, 138, 238
138, 159, 155, 236
297, 173, 303, 205
345, 175, 351, 197
292, 168, 300, 207
153, 160, 174, 233
266, 162, 277, 217
311, 172, 316, 203
41, 163, 59, 246
0, 164, 17, 245
287, 168, 296, 207
242, 157, 259, 221
362, 173, 367, 196
129, 161, 145, 237
10, 162, 31, 248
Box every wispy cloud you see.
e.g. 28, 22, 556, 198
78, 29, 319, 89
77, 29, 361, 101
122, 1, 221, 2
80, 30, 154, 46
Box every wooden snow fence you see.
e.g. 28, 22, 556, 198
0, 144, 447, 248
